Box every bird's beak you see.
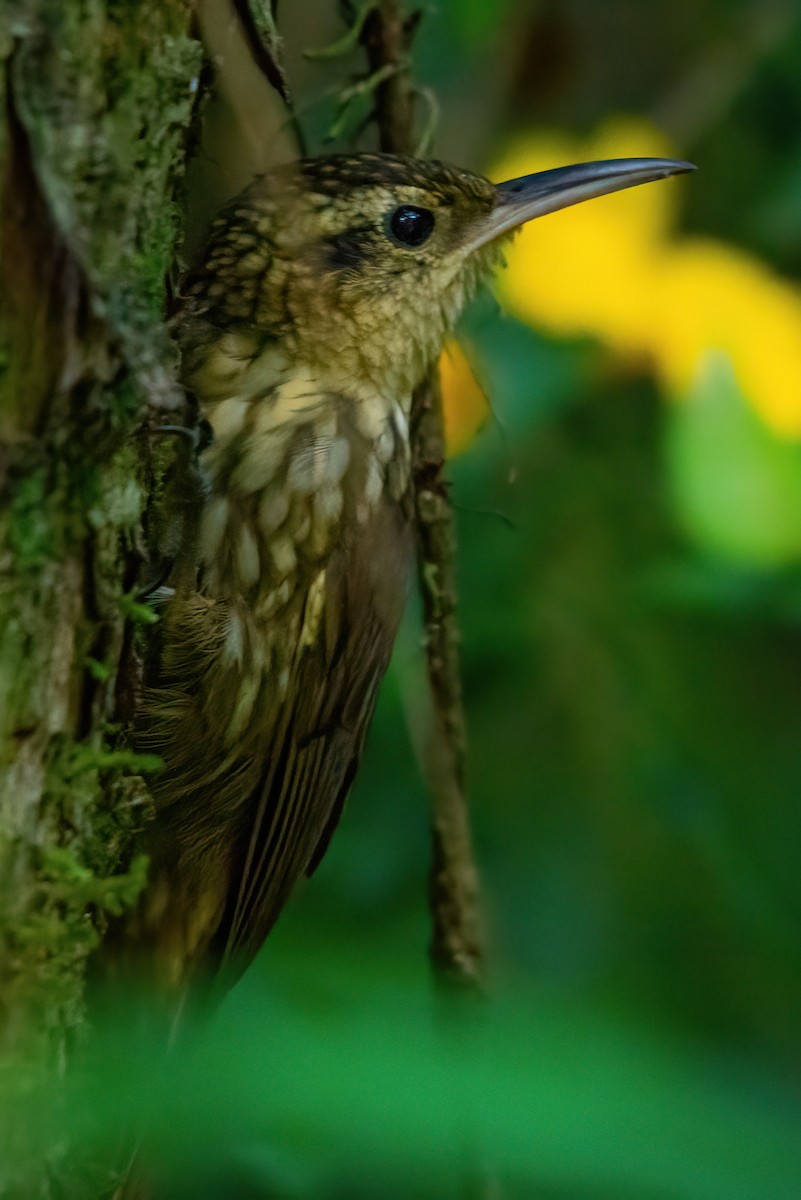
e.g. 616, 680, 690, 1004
469, 157, 696, 250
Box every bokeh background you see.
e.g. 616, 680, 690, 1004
79, 1, 801, 1196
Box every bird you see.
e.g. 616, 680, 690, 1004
127, 150, 693, 997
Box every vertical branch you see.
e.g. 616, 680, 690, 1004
412, 378, 485, 989
360, 1, 417, 153
359, 0, 486, 992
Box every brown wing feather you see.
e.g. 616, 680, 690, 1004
131, 470, 412, 992
211, 497, 412, 980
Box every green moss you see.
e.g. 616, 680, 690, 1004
11, 2, 201, 439
119, 590, 160, 625
1, 1, 202, 1121
82, 656, 112, 683
0, 722, 156, 1187
86, 448, 142, 532
38, 845, 149, 920
105, 372, 143, 431
65, 745, 163, 778
6, 467, 57, 570
0, 730, 154, 1060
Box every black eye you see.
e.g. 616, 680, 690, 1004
388, 205, 435, 248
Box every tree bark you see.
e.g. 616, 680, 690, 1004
0, 0, 200, 1105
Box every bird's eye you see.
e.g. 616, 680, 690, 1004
388, 205, 435, 248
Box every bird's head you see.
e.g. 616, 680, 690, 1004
180, 151, 693, 404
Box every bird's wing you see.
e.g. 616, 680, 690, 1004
213, 506, 412, 980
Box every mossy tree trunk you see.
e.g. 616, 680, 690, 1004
0, 0, 201, 1084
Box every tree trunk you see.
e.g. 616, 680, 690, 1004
0, 0, 200, 1094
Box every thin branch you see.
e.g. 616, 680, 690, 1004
413, 379, 486, 990
360, 1, 420, 154
230, 0, 291, 104
359, 0, 487, 994
229, 0, 308, 154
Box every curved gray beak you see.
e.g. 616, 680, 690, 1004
471, 157, 696, 250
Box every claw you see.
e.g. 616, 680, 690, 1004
139, 419, 213, 452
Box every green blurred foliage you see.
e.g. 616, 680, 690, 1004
272, 2, 801, 1194
668, 354, 801, 565
6, 978, 801, 1199
7, 1, 801, 1196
